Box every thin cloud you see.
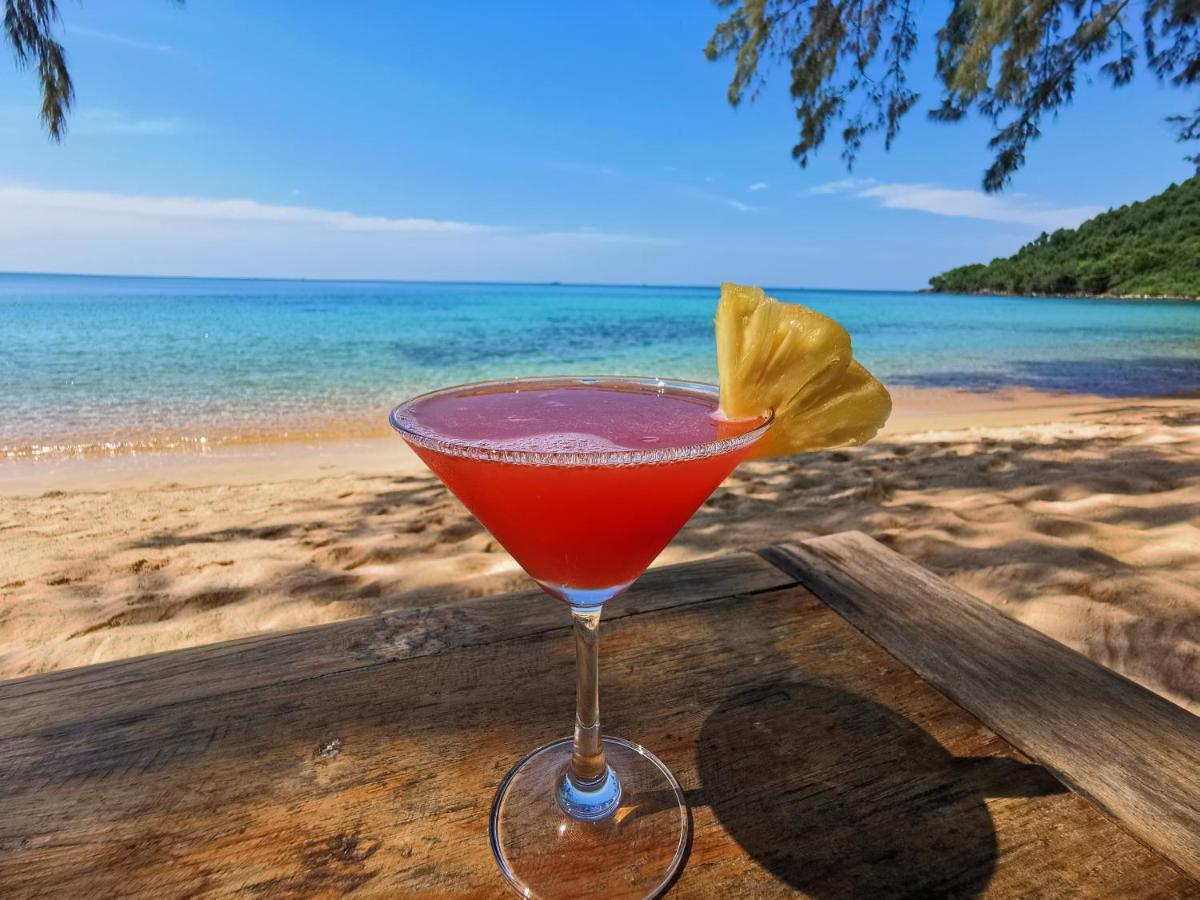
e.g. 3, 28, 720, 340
748, 182, 768, 192
808, 177, 877, 196
0, 186, 676, 247
0, 186, 495, 234
0, 184, 685, 279
809, 177, 1102, 229
670, 182, 758, 213
68, 26, 174, 54
74, 109, 185, 136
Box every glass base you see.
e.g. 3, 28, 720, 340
490, 736, 689, 899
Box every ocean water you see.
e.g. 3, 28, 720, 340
2, 274, 1199, 457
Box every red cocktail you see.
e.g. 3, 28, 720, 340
390, 376, 770, 898
397, 378, 765, 599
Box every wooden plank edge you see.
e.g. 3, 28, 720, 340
0, 552, 797, 735
0, 551, 794, 695
759, 531, 1200, 882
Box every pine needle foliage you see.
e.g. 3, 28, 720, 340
706, 0, 1200, 192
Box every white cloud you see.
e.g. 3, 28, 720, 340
0, 185, 679, 280
728, 199, 755, 212
74, 109, 184, 136
809, 177, 1102, 230
747, 182, 768, 192
808, 177, 877, 196
0, 186, 495, 234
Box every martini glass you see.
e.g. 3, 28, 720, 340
390, 376, 770, 898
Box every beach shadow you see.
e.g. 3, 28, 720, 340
130, 523, 308, 548
82, 401, 1196, 712
695, 680, 1065, 898
125, 477, 449, 551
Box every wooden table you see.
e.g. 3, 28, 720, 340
1, 531, 1197, 897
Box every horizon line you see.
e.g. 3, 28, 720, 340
0, 269, 919, 294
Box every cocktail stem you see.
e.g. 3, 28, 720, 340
569, 605, 607, 786
553, 603, 623, 820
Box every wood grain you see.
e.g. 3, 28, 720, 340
0, 545, 1194, 897
763, 531, 1200, 883
0, 552, 791, 738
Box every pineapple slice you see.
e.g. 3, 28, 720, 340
715, 282, 891, 458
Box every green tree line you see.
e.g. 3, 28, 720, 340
929, 177, 1200, 298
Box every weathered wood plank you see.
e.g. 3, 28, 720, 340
762, 531, 1200, 882
0, 552, 792, 739
0, 576, 1192, 896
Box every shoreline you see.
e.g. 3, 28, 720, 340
0, 386, 1165, 496
924, 287, 1200, 303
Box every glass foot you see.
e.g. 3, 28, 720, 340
490, 736, 689, 899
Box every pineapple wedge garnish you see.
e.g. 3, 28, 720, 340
715, 282, 891, 458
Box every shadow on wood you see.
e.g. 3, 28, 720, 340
696, 680, 1065, 898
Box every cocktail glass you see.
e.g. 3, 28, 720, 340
390, 376, 770, 898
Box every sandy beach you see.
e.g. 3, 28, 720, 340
1, 387, 1197, 714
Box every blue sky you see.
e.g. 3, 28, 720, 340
0, 1, 1194, 288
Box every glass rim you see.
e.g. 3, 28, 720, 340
388, 375, 773, 467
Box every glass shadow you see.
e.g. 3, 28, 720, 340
697, 680, 1066, 898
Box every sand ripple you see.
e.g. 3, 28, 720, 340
0, 399, 1196, 713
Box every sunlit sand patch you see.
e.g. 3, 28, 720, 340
0, 397, 1195, 715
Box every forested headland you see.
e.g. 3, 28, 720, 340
929, 177, 1200, 299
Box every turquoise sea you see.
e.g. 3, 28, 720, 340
2, 273, 1199, 457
